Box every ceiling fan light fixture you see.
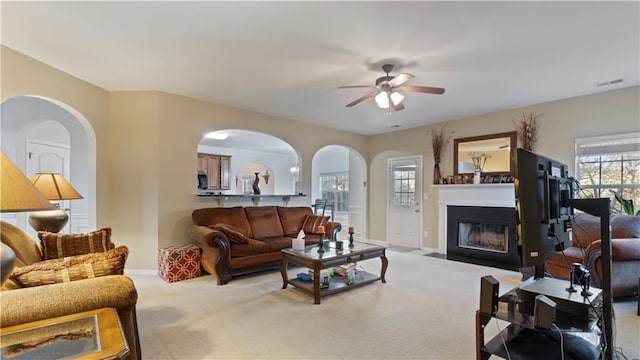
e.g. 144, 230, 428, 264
390, 91, 404, 106
375, 90, 403, 109
375, 91, 390, 109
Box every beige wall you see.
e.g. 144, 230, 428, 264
368, 85, 640, 249
3, 46, 638, 268
2, 47, 369, 270
109, 91, 369, 269
109, 92, 160, 269
1, 46, 111, 226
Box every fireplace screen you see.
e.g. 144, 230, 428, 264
457, 222, 508, 253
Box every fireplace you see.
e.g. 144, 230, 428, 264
446, 205, 519, 271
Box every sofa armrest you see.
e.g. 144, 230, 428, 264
327, 221, 342, 241
584, 238, 640, 288
585, 238, 640, 262
187, 224, 228, 247
0, 275, 140, 360
187, 225, 233, 285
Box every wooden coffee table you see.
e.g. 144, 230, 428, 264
280, 241, 388, 304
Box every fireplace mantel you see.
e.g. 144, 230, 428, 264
434, 184, 515, 254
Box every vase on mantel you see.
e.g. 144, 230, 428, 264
433, 163, 442, 185
473, 171, 481, 184
252, 172, 261, 195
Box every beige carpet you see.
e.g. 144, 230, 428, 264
129, 250, 639, 360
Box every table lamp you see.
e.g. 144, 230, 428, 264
28, 173, 83, 233
1, 151, 55, 285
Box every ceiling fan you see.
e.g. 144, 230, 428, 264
339, 64, 445, 112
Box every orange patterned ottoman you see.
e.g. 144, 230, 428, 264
158, 245, 201, 283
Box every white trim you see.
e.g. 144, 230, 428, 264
434, 184, 515, 254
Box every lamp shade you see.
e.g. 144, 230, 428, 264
30, 173, 83, 201
1, 151, 55, 285
1, 152, 55, 212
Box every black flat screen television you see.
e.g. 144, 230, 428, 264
514, 148, 575, 274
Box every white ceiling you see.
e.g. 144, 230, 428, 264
2, 1, 638, 135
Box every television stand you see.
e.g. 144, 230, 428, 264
476, 277, 603, 360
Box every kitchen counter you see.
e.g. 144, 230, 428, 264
196, 193, 307, 206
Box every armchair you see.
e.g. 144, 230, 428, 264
0, 222, 141, 359
546, 213, 640, 298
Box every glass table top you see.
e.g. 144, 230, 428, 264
282, 241, 384, 260
1, 315, 99, 360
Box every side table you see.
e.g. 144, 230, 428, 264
0, 307, 129, 360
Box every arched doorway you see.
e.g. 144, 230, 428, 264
197, 129, 299, 196
312, 145, 367, 241
1, 96, 97, 236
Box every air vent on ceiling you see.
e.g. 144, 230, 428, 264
597, 78, 624, 87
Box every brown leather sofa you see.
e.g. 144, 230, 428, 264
546, 213, 640, 298
0, 222, 141, 359
187, 206, 341, 285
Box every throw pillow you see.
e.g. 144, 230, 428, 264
208, 224, 251, 244
10, 246, 128, 288
39, 227, 114, 261
302, 215, 329, 234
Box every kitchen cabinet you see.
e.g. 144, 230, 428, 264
220, 156, 231, 189
197, 155, 208, 174
197, 153, 231, 190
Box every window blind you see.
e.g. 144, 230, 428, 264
575, 132, 640, 156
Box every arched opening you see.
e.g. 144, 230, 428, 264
197, 129, 299, 195
312, 145, 367, 240
1, 96, 97, 237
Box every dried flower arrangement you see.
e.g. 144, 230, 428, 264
429, 126, 453, 164
468, 151, 492, 172
514, 112, 542, 151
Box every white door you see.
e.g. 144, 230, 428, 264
26, 140, 71, 235
387, 157, 423, 248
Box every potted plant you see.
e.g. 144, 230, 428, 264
610, 190, 640, 216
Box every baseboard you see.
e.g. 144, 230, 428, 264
124, 269, 157, 276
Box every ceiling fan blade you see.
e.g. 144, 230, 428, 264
388, 73, 414, 87
345, 92, 376, 107
401, 85, 446, 94
392, 101, 405, 112
339, 85, 377, 89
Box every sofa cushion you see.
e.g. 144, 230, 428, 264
244, 206, 285, 239
302, 215, 329, 234
260, 237, 297, 252
277, 206, 313, 237
10, 246, 129, 287
39, 227, 114, 261
208, 224, 250, 244
611, 215, 640, 239
192, 207, 253, 238
571, 213, 601, 247
546, 246, 586, 280
230, 239, 271, 258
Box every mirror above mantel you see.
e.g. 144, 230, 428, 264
453, 131, 517, 175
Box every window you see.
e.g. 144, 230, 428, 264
319, 172, 349, 212
392, 165, 416, 206
575, 133, 640, 212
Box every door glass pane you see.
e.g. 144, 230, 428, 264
392, 165, 416, 206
